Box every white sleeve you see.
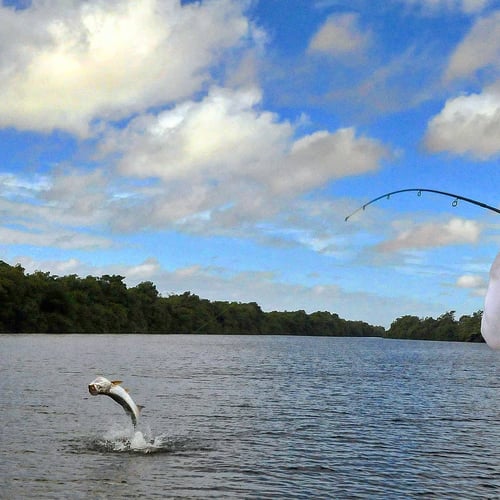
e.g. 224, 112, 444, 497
481, 252, 500, 350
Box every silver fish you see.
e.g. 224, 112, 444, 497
88, 376, 143, 427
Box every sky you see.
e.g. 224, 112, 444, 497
0, 0, 499, 328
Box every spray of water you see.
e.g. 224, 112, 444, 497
93, 425, 172, 454
87, 424, 210, 455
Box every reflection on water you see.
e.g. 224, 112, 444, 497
0, 334, 499, 498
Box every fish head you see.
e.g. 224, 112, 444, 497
88, 376, 112, 396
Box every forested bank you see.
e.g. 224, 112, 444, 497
386, 311, 483, 343
0, 260, 484, 342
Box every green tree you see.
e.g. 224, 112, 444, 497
0, 262, 28, 332
457, 311, 483, 342
386, 315, 422, 339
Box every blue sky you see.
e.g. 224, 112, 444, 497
1, 0, 499, 327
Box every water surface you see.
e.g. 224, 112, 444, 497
1, 335, 498, 498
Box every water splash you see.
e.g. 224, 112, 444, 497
86, 425, 168, 454
87, 425, 211, 455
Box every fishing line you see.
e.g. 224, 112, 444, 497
345, 188, 500, 222
343, 187, 500, 349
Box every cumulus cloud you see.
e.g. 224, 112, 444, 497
108, 86, 291, 182
308, 13, 370, 57
456, 273, 486, 288
0, 2, 386, 251
127, 258, 161, 279
0, 0, 253, 135
445, 10, 500, 81
16, 257, 83, 276
425, 86, 500, 158
275, 128, 386, 193
377, 217, 482, 252
0, 85, 389, 248
456, 273, 488, 296
103, 86, 389, 231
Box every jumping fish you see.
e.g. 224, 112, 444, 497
88, 376, 143, 426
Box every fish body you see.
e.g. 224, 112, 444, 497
481, 252, 500, 350
88, 376, 143, 426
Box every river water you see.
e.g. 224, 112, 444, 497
0, 334, 498, 499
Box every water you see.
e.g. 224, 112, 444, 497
0, 334, 498, 499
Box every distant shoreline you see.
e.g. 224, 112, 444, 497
0, 260, 484, 343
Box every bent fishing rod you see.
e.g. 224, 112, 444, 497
345, 188, 500, 222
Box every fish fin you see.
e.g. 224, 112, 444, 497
111, 380, 123, 385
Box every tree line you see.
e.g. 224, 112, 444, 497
0, 260, 484, 342
386, 310, 483, 343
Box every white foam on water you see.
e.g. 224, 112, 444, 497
97, 424, 170, 453
130, 430, 149, 450
130, 430, 170, 452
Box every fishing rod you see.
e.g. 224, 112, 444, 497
344, 188, 500, 222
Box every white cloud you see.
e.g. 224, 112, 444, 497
0, 83, 388, 246
273, 128, 386, 194
17, 257, 83, 276
425, 86, 500, 158
0, 0, 253, 135
0, 225, 111, 250
456, 273, 488, 297
104, 86, 389, 232
41, 168, 109, 216
377, 217, 482, 251
0, 168, 116, 249
308, 13, 370, 57
0, 173, 51, 199
127, 258, 161, 279
110, 86, 290, 181
445, 10, 500, 81
456, 273, 486, 288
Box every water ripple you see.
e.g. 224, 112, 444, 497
0, 335, 499, 499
